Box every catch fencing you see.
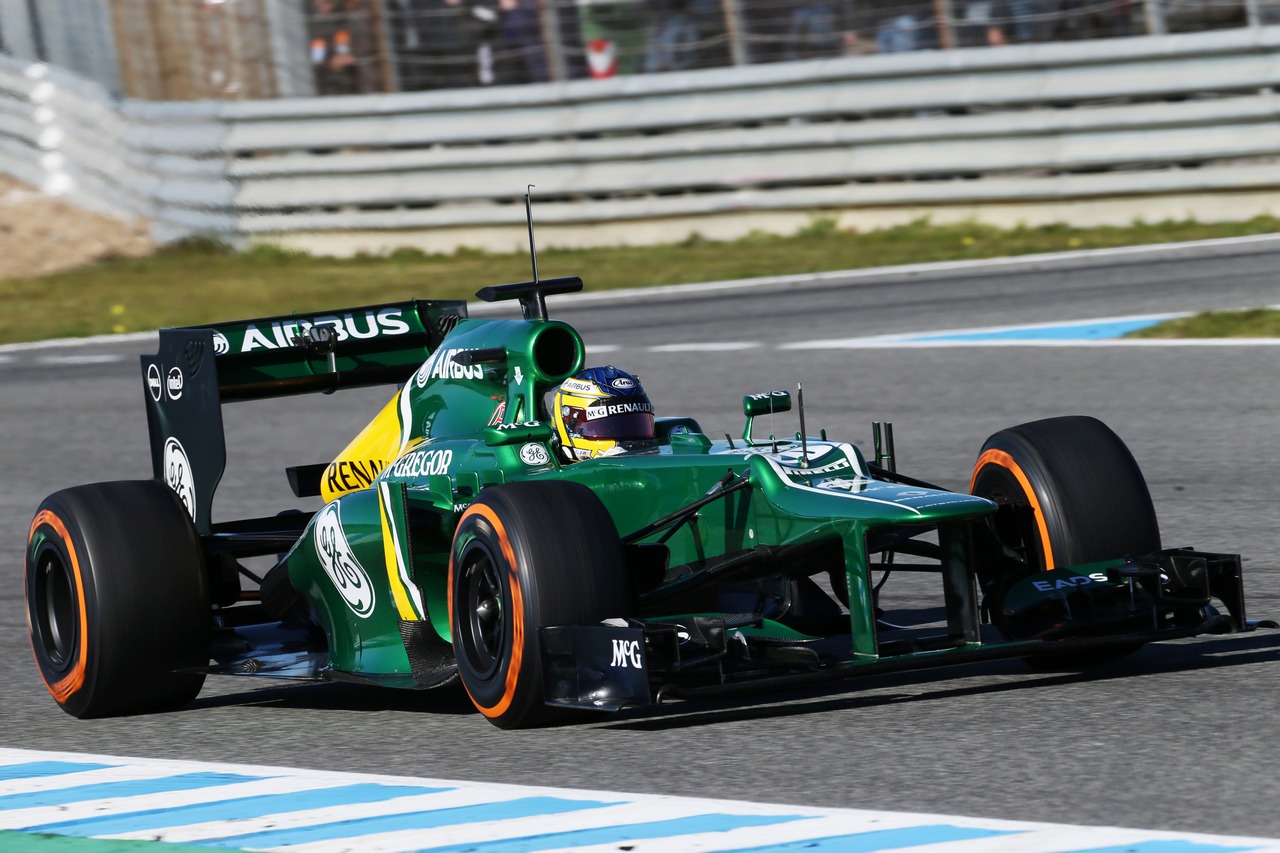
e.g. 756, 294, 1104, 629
3, 27, 1280, 249
2, 0, 1275, 101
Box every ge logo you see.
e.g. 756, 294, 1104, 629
519, 443, 549, 466
162, 437, 196, 520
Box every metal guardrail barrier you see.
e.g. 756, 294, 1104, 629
2, 28, 1280, 250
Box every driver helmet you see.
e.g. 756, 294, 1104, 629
553, 366, 655, 461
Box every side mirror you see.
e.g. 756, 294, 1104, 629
742, 390, 791, 445
742, 390, 791, 417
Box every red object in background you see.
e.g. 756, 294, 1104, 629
586, 39, 617, 78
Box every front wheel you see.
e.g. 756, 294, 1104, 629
970, 416, 1161, 663
971, 415, 1160, 573
449, 481, 632, 728
25, 480, 211, 717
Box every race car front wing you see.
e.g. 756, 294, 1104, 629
540, 548, 1260, 713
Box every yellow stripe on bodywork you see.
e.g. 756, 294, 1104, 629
321, 393, 403, 503
378, 481, 424, 621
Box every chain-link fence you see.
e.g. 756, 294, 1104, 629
1, 0, 1275, 100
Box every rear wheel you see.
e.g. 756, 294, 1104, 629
970, 416, 1161, 662
25, 480, 211, 718
449, 481, 631, 728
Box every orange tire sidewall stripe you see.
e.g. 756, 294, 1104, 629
448, 503, 524, 720
971, 448, 1056, 571
26, 510, 90, 703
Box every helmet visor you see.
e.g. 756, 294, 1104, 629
578, 411, 655, 441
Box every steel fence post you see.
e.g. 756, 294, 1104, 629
1143, 0, 1166, 34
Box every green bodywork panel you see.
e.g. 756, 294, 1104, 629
277, 306, 998, 678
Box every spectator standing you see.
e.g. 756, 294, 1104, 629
309, 0, 379, 94
785, 0, 852, 61
1004, 0, 1049, 41
496, 0, 550, 84
418, 0, 484, 88
642, 0, 699, 72
310, 0, 352, 94
387, 0, 434, 90
642, 0, 723, 71
957, 0, 1010, 45
688, 0, 728, 67
1093, 0, 1135, 37
475, 1, 501, 84
866, 0, 935, 53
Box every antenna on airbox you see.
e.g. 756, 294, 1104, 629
525, 185, 539, 285
474, 190, 582, 321
797, 382, 808, 465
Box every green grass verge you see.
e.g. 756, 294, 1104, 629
1127, 307, 1280, 338
4, 216, 1280, 345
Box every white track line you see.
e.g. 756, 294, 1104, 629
1, 748, 1277, 853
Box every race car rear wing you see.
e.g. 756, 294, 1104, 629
140, 299, 468, 533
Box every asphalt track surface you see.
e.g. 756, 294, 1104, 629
3, 238, 1280, 838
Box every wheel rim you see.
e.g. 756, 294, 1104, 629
458, 543, 504, 680
33, 544, 78, 672
974, 470, 1037, 568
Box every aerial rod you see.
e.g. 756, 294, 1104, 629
797, 382, 808, 465
525, 185, 539, 285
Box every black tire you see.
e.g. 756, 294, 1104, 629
970, 416, 1161, 664
449, 481, 631, 728
970, 415, 1160, 573
25, 480, 211, 718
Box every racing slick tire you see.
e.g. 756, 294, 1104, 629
971, 415, 1160, 570
970, 416, 1161, 663
25, 480, 211, 718
449, 481, 631, 729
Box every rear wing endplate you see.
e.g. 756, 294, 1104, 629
141, 299, 467, 532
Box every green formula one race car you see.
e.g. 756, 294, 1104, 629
24, 276, 1269, 728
